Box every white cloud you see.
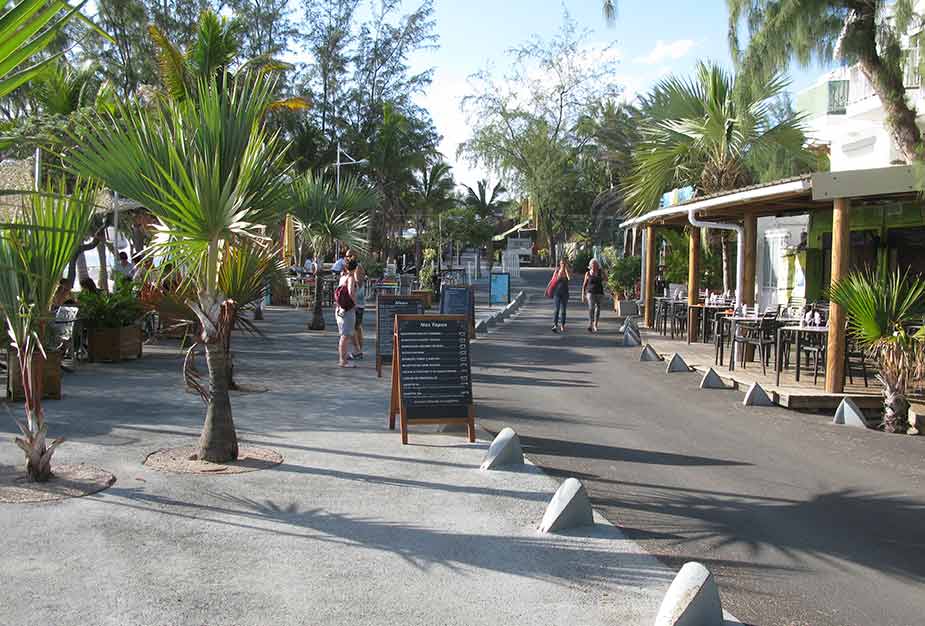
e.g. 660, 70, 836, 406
634, 39, 697, 65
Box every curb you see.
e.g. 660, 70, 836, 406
476, 290, 526, 335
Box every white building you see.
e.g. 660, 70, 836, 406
756, 4, 925, 309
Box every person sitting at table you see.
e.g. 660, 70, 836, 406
53, 279, 74, 310
79, 277, 99, 294
303, 255, 319, 275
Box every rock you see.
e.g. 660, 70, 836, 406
480, 428, 524, 470
539, 478, 594, 533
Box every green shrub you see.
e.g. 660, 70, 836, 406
572, 249, 592, 274
77, 279, 145, 329
607, 255, 641, 298
419, 248, 437, 290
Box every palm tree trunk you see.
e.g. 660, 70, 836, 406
76, 250, 89, 282
97, 239, 109, 293
308, 271, 325, 330
198, 339, 239, 462
882, 379, 910, 434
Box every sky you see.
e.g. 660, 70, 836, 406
405, 0, 835, 188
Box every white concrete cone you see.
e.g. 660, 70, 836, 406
539, 478, 594, 533
480, 428, 524, 470
654, 562, 724, 626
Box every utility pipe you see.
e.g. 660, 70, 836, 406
687, 208, 744, 311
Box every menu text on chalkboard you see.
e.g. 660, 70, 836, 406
376, 294, 426, 377
389, 314, 475, 444
439, 285, 475, 338
489, 272, 510, 306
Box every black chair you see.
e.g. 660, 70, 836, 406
844, 335, 869, 387
732, 313, 778, 375
670, 302, 688, 339
799, 333, 826, 385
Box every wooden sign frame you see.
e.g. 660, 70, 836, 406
375, 293, 426, 377
388, 314, 475, 445
439, 285, 476, 339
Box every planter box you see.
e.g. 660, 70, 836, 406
7, 351, 62, 401
614, 300, 639, 316
87, 325, 143, 362
411, 290, 434, 309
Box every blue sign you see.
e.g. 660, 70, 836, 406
490, 273, 510, 306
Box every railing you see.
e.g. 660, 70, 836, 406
848, 54, 921, 105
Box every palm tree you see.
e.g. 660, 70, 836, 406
290, 171, 374, 330
0, 1, 99, 99
602, 0, 616, 24
727, 0, 922, 164
149, 8, 307, 111
32, 59, 98, 116
623, 61, 808, 289
462, 179, 506, 275
68, 71, 289, 463
0, 179, 96, 481
829, 269, 925, 434
411, 160, 454, 271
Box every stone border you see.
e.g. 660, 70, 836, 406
476, 290, 526, 334
0, 463, 115, 504
143, 445, 283, 475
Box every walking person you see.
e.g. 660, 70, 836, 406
582, 258, 606, 333
550, 259, 571, 333
335, 260, 358, 368
351, 260, 366, 360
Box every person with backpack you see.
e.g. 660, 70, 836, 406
547, 258, 571, 333
335, 259, 358, 368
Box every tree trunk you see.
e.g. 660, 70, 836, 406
881, 379, 910, 434
18, 349, 55, 482
97, 240, 109, 293
308, 272, 325, 330
852, 9, 923, 163
198, 340, 239, 462
76, 251, 89, 282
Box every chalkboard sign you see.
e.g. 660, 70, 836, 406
440, 285, 475, 338
376, 294, 426, 377
489, 272, 510, 306
389, 314, 475, 444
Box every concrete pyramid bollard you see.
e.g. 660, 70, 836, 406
623, 328, 642, 347
640, 344, 663, 362
743, 382, 774, 406
654, 562, 724, 626
832, 397, 870, 428
666, 353, 690, 373
480, 427, 524, 470
699, 368, 731, 390
620, 317, 640, 334
539, 478, 594, 533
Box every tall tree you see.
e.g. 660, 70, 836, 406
728, 0, 924, 163
85, 0, 156, 97
461, 12, 620, 250
226, 0, 296, 58
144, 0, 212, 50
410, 159, 453, 270
70, 72, 291, 463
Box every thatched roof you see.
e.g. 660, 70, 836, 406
0, 158, 34, 221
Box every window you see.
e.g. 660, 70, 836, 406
762, 234, 787, 288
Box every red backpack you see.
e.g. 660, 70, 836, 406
334, 283, 355, 311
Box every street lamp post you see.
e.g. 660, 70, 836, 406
333, 140, 369, 256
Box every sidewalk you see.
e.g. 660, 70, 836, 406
0, 305, 676, 625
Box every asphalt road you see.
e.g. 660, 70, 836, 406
475, 268, 925, 626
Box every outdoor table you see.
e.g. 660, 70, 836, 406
775, 324, 829, 386
688, 302, 733, 344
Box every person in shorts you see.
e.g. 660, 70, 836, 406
336, 260, 358, 368
351, 260, 366, 360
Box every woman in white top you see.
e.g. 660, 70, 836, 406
336, 260, 358, 368
351, 263, 367, 360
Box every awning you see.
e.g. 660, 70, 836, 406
492, 220, 532, 242
618, 166, 920, 229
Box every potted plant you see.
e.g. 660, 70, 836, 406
414, 248, 437, 308
78, 279, 145, 362
608, 255, 641, 315
830, 269, 925, 434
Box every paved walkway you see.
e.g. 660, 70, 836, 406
477, 269, 925, 626
1, 304, 685, 626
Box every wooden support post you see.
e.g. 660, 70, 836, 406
742, 212, 757, 308
644, 226, 656, 327
688, 228, 701, 342
825, 198, 850, 393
